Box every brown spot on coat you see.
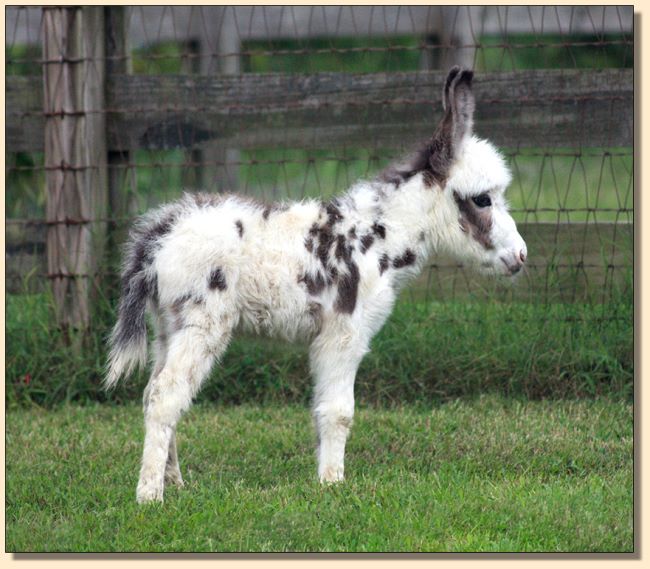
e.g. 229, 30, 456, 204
208, 267, 227, 291
392, 249, 417, 269
304, 238, 314, 253
309, 202, 349, 268
171, 293, 192, 309
372, 222, 386, 239
262, 203, 288, 220
334, 261, 360, 314
379, 254, 390, 275
169, 294, 192, 332
337, 416, 353, 429
315, 225, 335, 267
360, 234, 375, 254
325, 201, 343, 225
348, 226, 357, 239
299, 272, 326, 296
170, 311, 185, 333
235, 220, 244, 237
335, 234, 351, 261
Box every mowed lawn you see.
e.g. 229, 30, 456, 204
6, 396, 632, 553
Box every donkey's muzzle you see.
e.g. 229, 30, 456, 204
500, 248, 527, 276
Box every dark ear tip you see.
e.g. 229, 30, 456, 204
449, 67, 473, 88
446, 66, 461, 84
458, 69, 474, 85
443, 66, 462, 110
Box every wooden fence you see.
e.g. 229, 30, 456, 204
5, 6, 634, 328
7, 6, 634, 48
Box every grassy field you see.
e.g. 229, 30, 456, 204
5, 396, 632, 552
6, 293, 633, 408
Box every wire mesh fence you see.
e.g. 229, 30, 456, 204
6, 6, 633, 326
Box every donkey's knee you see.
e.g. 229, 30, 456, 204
314, 403, 354, 437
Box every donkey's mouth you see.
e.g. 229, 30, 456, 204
499, 256, 524, 276
478, 261, 510, 278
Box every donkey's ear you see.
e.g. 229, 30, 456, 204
447, 68, 475, 147
441, 65, 461, 112
426, 67, 475, 186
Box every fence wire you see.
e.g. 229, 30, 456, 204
5, 6, 633, 321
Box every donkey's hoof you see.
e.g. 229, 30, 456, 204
136, 481, 164, 504
165, 472, 185, 488
319, 466, 345, 484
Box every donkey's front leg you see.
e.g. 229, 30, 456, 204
309, 323, 367, 483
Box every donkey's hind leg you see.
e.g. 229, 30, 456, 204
164, 430, 183, 487
143, 306, 184, 488
137, 317, 232, 504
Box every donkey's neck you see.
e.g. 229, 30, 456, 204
338, 173, 449, 283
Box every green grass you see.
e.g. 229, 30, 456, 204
241, 34, 632, 74
5, 396, 633, 552
476, 33, 633, 72
5, 292, 633, 408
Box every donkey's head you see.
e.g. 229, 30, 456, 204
429, 67, 527, 277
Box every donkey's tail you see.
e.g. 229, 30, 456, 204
104, 264, 151, 389
104, 200, 184, 388
104, 214, 164, 389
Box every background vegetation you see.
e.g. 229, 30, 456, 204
5, 33, 634, 407
6, 291, 633, 409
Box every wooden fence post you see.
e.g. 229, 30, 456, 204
43, 6, 108, 331
195, 6, 241, 193
437, 6, 479, 70
420, 7, 479, 72
105, 6, 137, 287
180, 37, 204, 191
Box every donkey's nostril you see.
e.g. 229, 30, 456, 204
519, 250, 527, 263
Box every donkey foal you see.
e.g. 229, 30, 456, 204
106, 67, 527, 503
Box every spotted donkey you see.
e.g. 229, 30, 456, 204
106, 67, 527, 503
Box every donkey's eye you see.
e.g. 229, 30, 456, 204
471, 193, 492, 208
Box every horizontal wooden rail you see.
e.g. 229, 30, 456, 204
6, 68, 633, 153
